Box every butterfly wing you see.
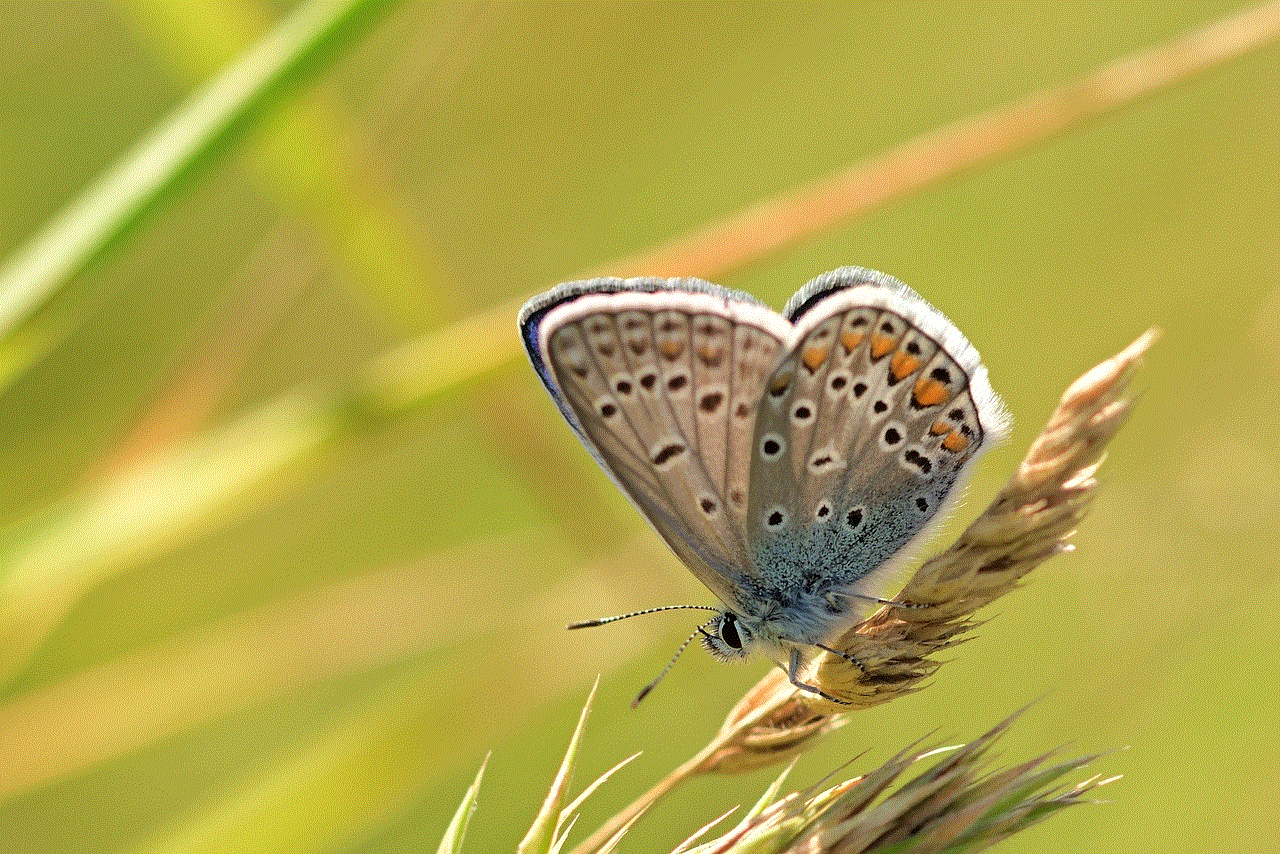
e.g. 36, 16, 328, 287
520, 278, 792, 613
748, 268, 1010, 622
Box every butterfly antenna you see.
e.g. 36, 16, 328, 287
567, 604, 721, 629
632, 617, 719, 708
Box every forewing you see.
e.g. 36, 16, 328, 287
520, 278, 791, 611
749, 268, 1010, 605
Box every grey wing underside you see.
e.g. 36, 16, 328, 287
747, 269, 1011, 610
524, 278, 792, 613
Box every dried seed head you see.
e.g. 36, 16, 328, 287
790, 331, 1156, 712
698, 670, 846, 774
689, 712, 1113, 854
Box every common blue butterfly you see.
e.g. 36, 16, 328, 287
519, 268, 1009, 703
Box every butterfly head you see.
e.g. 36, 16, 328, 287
698, 604, 825, 664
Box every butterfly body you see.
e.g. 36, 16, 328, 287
520, 268, 1009, 693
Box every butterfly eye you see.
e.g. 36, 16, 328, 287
719, 613, 743, 649
700, 612, 752, 660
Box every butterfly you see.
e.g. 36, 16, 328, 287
519, 267, 1009, 703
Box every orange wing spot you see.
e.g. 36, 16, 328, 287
840, 330, 865, 354
929, 420, 951, 436
942, 431, 971, 452
890, 352, 922, 381
802, 345, 830, 372
870, 334, 898, 359
659, 340, 685, 360
913, 377, 949, 407
698, 344, 723, 367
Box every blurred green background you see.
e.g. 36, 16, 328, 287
1, 2, 1277, 852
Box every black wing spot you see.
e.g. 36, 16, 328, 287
916, 496, 929, 512
883, 427, 902, 445
904, 449, 933, 474
667, 374, 689, 393
760, 434, 785, 459
810, 453, 835, 471
652, 443, 687, 466
639, 371, 657, 391
845, 507, 864, 528
699, 390, 725, 414
873, 400, 889, 414
931, 366, 953, 383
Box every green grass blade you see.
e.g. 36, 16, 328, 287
436, 754, 489, 854
125, 0, 450, 328
0, 388, 342, 680
0, 0, 394, 388
119, 673, 460, 854
518, 679, 599, 854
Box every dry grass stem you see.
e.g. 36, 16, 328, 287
360, 2, 1279, 411
596, 2, 1280, 281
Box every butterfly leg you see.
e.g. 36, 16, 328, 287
786, 648, 852, 706
811, 641, 867, 672
828, 591, 928, 610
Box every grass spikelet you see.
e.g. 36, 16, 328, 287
509, 706, 1111, 854
435, 754, 488, 854
518, 678, 600, 854
804, 331, 1158, 710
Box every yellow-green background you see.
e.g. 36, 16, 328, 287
1, 2, 1277, 852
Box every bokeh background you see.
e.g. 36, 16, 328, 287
1, 2, 1277, 852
